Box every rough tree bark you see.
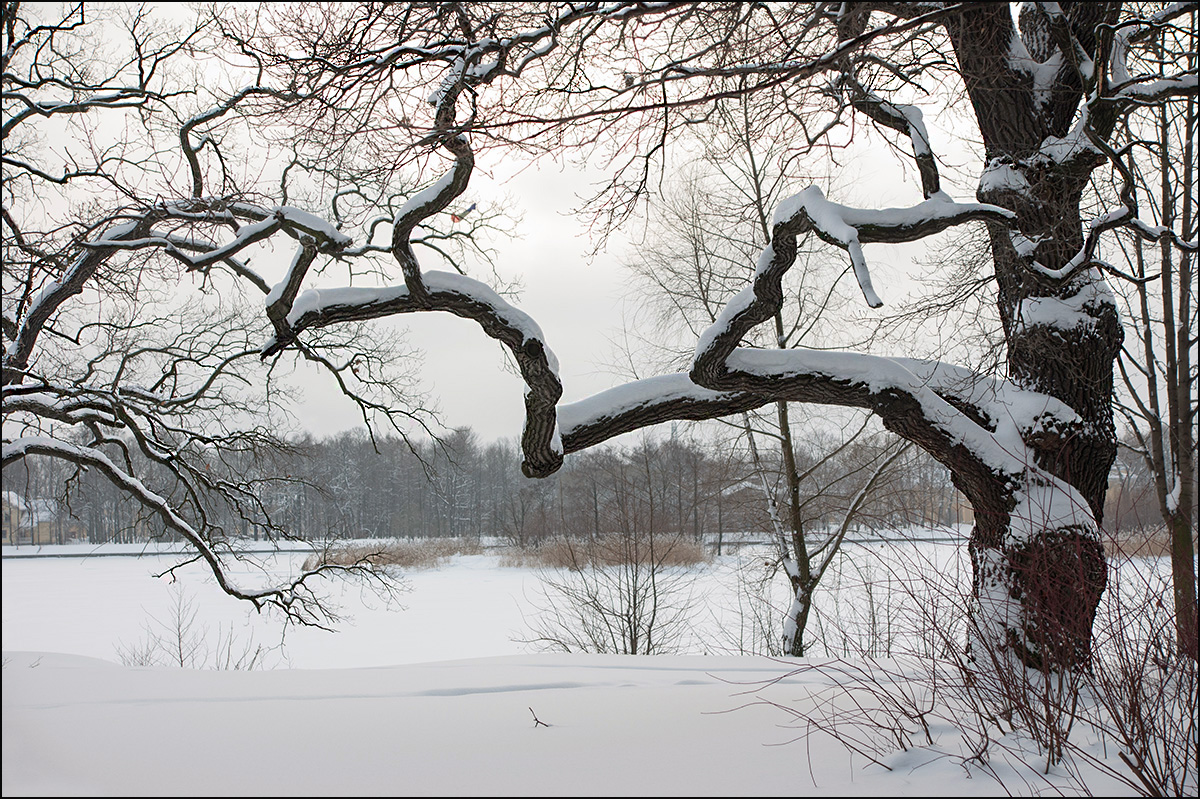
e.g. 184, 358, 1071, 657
944, 2, 1124, 670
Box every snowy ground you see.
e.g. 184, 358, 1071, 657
1, 538, 1169, 796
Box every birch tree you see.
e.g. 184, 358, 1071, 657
623, 97, 916, 657
1109, 15, 1197, 658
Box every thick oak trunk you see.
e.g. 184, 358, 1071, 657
961, 240, 1118, 671
946, 3, 1124, 671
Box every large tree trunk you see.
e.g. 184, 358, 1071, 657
970, 211, 1120, 670
946, 3, 1124, 671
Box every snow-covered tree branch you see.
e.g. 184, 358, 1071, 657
5, 2, 1195, 666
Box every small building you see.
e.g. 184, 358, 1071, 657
2, 491, 85, 546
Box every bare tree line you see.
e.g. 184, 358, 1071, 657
4, 421, 970, 546
5, 419, 1167, 550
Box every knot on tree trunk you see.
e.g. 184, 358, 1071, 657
973, 524, 1107, 672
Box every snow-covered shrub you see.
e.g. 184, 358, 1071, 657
522, 531, 707, 655
747, 541, 1195, 795
115, 586, 277, 670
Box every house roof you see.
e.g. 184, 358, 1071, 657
2, 491, 60, 526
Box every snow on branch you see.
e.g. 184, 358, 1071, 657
80, 202, 352, 288
1, 387, 120, 428
265, 238, 320, 340
3, 199, 349, 387
721, 348, 1033, 473
558, 373, 767, 453
688, 187, 1014, 382
1020, 205, 1197, 285
262, 270, 564, 478
889, 357, 1082, 438
838, 77, 940, 198
550, 343, 1092, 546
1110, 72, 1198, 104
1, 83, 155, 141
724, 348, 1094, 544
256, 205, 354, 248
391, 52, 476, 304
4, 220, 147, 386
1033, 2, 1097, 87
1107, 3, 1199, 103
165, 217, 282, 268
770, 187, 1015, 308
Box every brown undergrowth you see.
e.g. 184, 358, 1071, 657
302, 537, 484, 571
1104, 526, 1175, 559
498, 534, 710, 570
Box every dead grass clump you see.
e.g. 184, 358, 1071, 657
303, 537, 483, 571
1105, 526, 1173, 559
496, 548, 542, 568
503, 534, 710, 570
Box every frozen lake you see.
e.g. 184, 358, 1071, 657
2, 536, 972, 668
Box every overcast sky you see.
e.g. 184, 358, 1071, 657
290, 160, 635, 445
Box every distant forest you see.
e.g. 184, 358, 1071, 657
2, 425, 1162, 547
